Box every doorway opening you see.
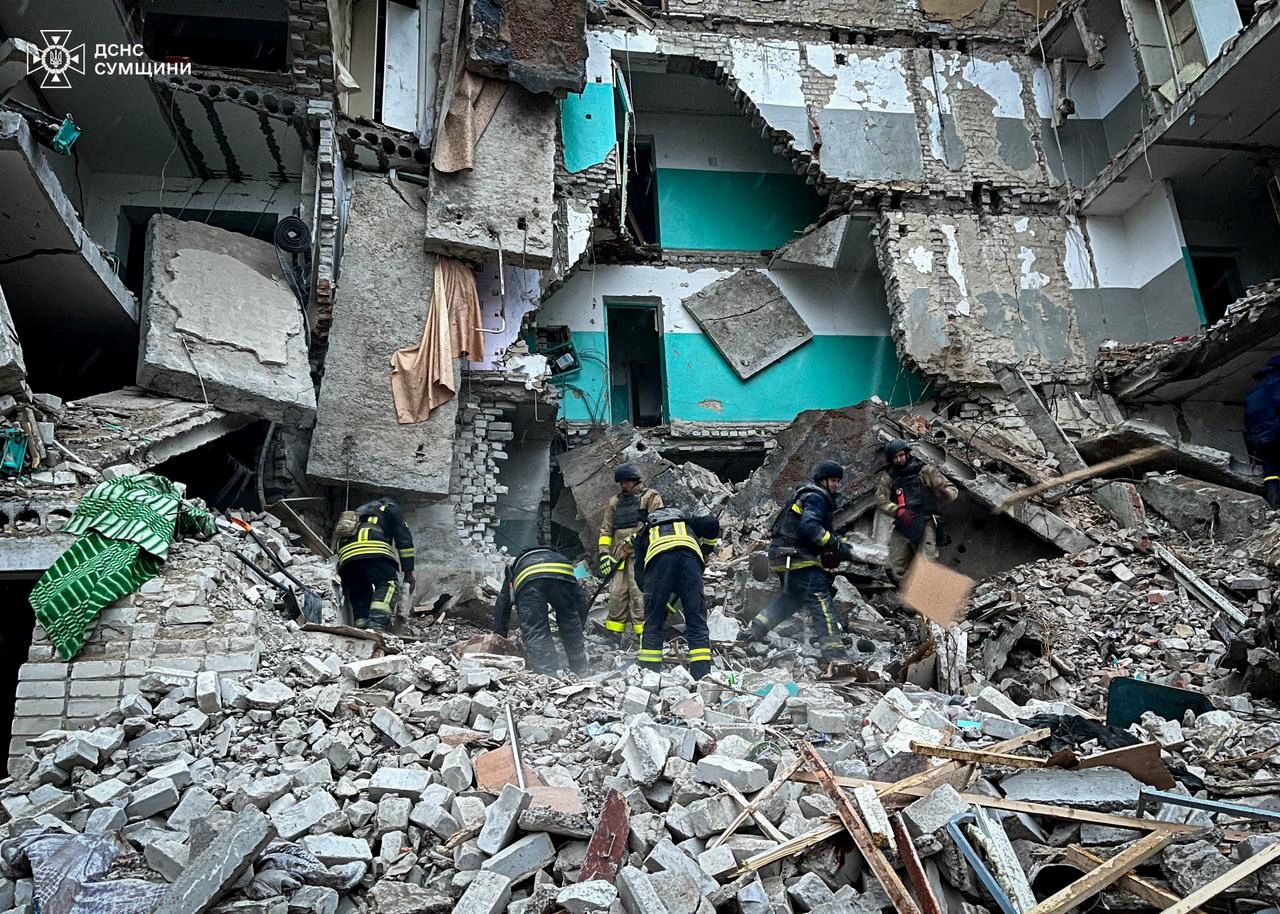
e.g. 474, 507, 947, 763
1191, 253, 1243, 325
0, 576, 37, 771
606, 302, 665, 427
624, 137, 660, 246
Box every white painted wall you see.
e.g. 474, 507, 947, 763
1066, 182, 1186, 289
639, 112, 788, 174
1093, 17, 1143, 115
539, 264, 891, 337
470, 263, 542, 370
83, 173, 302, 257
728, 39, 806, 108
812, 48, 915, 114
383, 0, 421, 133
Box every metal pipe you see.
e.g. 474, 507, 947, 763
505, 704, 526, 790
1138, 788, 1280, 824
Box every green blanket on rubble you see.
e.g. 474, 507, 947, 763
29, 474, 216, 661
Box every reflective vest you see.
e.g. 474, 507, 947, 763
336, 501, 414, 569
770, 483, 834, 556
644, 518, 705, 565
508, 547, 577, 597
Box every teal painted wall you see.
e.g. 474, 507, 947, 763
554, 331, 921, 423
656, 169, 823, 251
561, 83, 617, 174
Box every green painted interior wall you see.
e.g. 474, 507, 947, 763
553, 330, 920, 423
656, 169, 823, 251
561, 83, 617, 174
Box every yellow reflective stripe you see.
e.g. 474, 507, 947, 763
1268, 476, 1280, 482
337, 542, 398, 563
688, 649, 712, 660
371, 582, 397, 611
817, 593, 837, 637
633, 623, 644, 633
699, 537, 718, 547
646, 523, 701, 562
817, 530, 831, 546
666, 602, 678, 615
598, 535, 614, 546
398, 547, 414, 557
604, 619, 626, 632
637, 649, 664, 661
513, 562, 577, 590
791, 502, 802, 514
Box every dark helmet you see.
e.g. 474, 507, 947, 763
614, 463, 642, 483
812, 460, 844, 483
884, 439, 911, 460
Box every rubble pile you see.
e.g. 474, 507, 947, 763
5, 503, 1280, 914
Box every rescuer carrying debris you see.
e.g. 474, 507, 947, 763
494, 546, 589, 676
598, 463, 664, 645
632, 506, 721, 680
876, 439, 958, 580
745, 460, 857, 659
1245, 354, 1280, 509
334, 497, 415, 631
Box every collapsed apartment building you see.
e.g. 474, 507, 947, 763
3, 0, 1280, 907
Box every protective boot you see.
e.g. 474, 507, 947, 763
367, 610, 394, 633
690, 660, 711, 680
1266, 477, 1280, 509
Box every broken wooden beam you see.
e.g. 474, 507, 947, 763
1023, 830, 1179, 914
891, 813, 943, 914
1061, 846, 1202, 912
720, 780, 787, 844
995, 446, 1167, 514
876, 729, 1050, 799
799, 742, 922, 914
1159, 841, 1280, 914
735, 820, 842, 874
1152, 542, 1249, 625
709, 756, 802, 849
908, 741, 1063, 769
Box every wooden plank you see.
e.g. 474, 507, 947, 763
891, 813, 944, 914
1024, 830, 1179, 914
876, 728, 1050, 799
800, 743, 922, 914
720, 780, 787, 843
709, 756, 803, 849
995, 446, 1166, 513
1152, 542, 1249, 625
736, 821, 843, 873
909, 741, 1053, 769
1061, 846, 1201, 912
1077, 741, 1175, 790
1159, 841, 1280, 914
269, 499, 334, 558
790, 771, 1197, 835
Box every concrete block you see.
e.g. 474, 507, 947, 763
168, 787, 217, 834
786, 873, 835, 911
477, 784, 531, 854
137, 216, 316, 424
623, 687, 652, 716
195, 671, 222, 714
410, 801, 459, 840
367, 882, 450, 914
622, 726, 671, 786
1140, 474, 1268, 541
1000, 768, 1146, 812
616, 865, 670, 914
126, 777, 180, 821
245, 680, 294, 711
694, 757, 768, 793
737, 878, 776, 914
441, 747, 474, 792
86, 805, 127, 833
902, 785, 969, 838
479, 832, 556, 882
272, 790, 340, 841
806, 708, 848, 734
454, 871, 513, 914
557, 880, 618, 914
974, 687, 1024, 721
145, 838, 190, 882
376, 796, 412, 835
645, 837, 717, 896
698, 845, 739, 880
288, 885, 339, 914
372, 707, 414, 748
151, 806, 276, 914
85, 777, 129, 807
367, 767, 431, 800
750, 685, 790, 725
339, 656, 409, 682
300, 835, 373, 866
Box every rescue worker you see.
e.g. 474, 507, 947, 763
747, 461, 857, 659
494, 546, 589, 676
598, 464, 664, 645
1245, 354, 1280, 509
876, 439, 958, 580
335, 497, 415, 631
632, 507, 720, 680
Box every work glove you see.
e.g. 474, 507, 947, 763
403, 572, 416, 590
837, 538, 856, 563
599, 554, 617, 577
895, 507, 915, 529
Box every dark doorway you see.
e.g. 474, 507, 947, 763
0, 576, 37, 771
606, 303, 664, 428
1191, 253, 1244, 325
142, 6, 291, 72
151, 421, 271, 511
624, 137, 659, 246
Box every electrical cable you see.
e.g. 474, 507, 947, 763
158, 90, 180, 215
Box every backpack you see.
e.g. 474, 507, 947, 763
332, 510, 359, 545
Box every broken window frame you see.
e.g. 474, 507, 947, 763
344, 0, 440, 134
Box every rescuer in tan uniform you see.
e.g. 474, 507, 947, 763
598, 464, 663, 645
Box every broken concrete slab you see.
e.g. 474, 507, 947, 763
465, 0, 587, 94
682, 270, 813, 380
0, 282, 26, 397
152, 806, 276, 914
308, 174, 458, 497
1139, 473, 1268, 541
0, 113, 136, 386
1076, 419, 1261, 493
137, 216, 315, 425
769, 216, 850, 270
424, 87, 556, 267
999, 767, 1146, 812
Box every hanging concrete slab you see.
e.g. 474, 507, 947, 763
308, 174, 457, 498
0, 281, 26, 397
682, 270, 813, 380
467, 0, 588, 95
769, 216, 850, 270
0, 113, 136, 380
424, 87, 557, 267
137, 216, 316, 425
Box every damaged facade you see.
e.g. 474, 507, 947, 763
3, 0, 1280, 907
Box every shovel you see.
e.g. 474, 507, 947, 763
229, 517, 325, 623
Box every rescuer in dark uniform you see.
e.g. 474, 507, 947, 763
746, 460, 856, 659
494, 546, 589, 676
335, 497, 415, 631
1245, 355, 1280, 509
631, 507, 720, 680
876, 439, 958, 580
